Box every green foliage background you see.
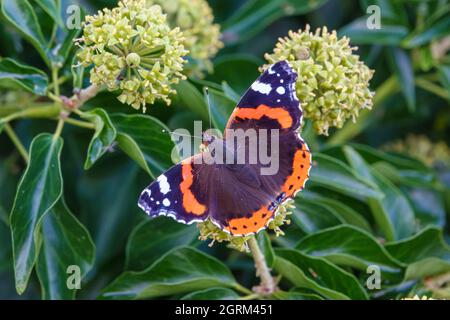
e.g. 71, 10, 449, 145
0, 0, 450, 300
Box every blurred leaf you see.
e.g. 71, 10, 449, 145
299, 191, 372, 232
35, 0, 64, 28
206, 87, 236, 132
310, 153, 382, 200
181, 287, 239, 300
100, 247, 239, 299
172, 80, 208, 121
209, 54, 260, 95
274, 249, 368, 300
403, 15, 450, 48
403, 257, 450, 281
407, 188, 446, 228
340, 17, 408, 45
387, 48, 415, 111
10, 133, 63, 294
438, 65, 450, 101
271, 290, 323, 300
256, 231, 274, 268
80, 108, 117, 170
110, 114, 176, 178
221, 81, 240, 103
71, 54, 84, 90
125, 217, 198, 271
36, 199, 95, 299
1, 0, 51, 66
0, 58, 48, 95
222, 0, 329, 45
296, 225, 404, 282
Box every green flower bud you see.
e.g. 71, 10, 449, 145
197, 200, 295, 251
263, 25, 374, 135
76, 0, 188, 111
146, 0, 223, 66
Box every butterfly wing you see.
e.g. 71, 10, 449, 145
138, 156, 209, 225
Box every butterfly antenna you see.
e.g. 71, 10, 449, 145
161, 129, 202, 140
205, 87, 212, 131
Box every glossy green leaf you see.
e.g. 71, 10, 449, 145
222, 0, 329, 45
80, 108, 117, 170
181, 287, 239, 300
256, 231, 275, 268
310, 153, 382, 200
385, 227, 450, 280
209, 55, 260, 95
172, 80, 208, 121
271, 289, 323, 300
110, 114, 176, 178
10, 133, 63, 294
339, 18, 408, 45
274, 249, 368, 300
1, 0, 50, 66
100, 247, 239, 299
299, 191, 372, 232
207, 88, 236, 132
0, 122, 4, 134
385, 227, 450, 264
344, 146, 416, 241
387, 48, 415, 111
292, 198, 343, 234
296, 225, 404, 282
0, 58, 48, 95
36, 199, 95, 299
125, 217, 198, 271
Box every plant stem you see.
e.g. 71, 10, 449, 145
3, 123, 29, 163
247, 236, 277, 296
64, 117, 95, 129
232, 283, 253, 295
53, 118, 65, 140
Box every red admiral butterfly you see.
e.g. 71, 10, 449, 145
138, 61, 311, 236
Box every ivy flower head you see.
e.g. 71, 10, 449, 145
147, 0, 223, 68
76, 0, 188, 111
263, 25, 374, 135
198, 200, 295, 252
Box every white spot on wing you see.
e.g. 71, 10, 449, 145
251, 81, 272, 95
157, 174, 171, 194
163, 198, 171, 206
276, 86, 286, 95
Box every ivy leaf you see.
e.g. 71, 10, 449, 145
387, 48, 415, 112
310, 153, 382, 200
1, 0, 51, 67
403, 15, 450, 48
0, 58, 48, 95
222, 0, 329, 45
181, 288, 240, 300
344, 146, 416, 241
80, 108, 117, 170
206, 88, 236, 132
125, 217, 198, 271
292, 197, 343, 233
296, 225, 404, 282
110, 114, 176, 178
100, 247, 239, 299
34, 0, 64, 28
274, 249, 368, 300
438, 65, 450, 101
36, 199, 95, 299
172, 80, 208, 121
10, 133, 63, 294
385, 227, 450, 280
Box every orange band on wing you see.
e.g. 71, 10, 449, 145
228, 105, 293, 129
180, 161, 207, 215
282, 143, 311, 197
223, 206, 274, 235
